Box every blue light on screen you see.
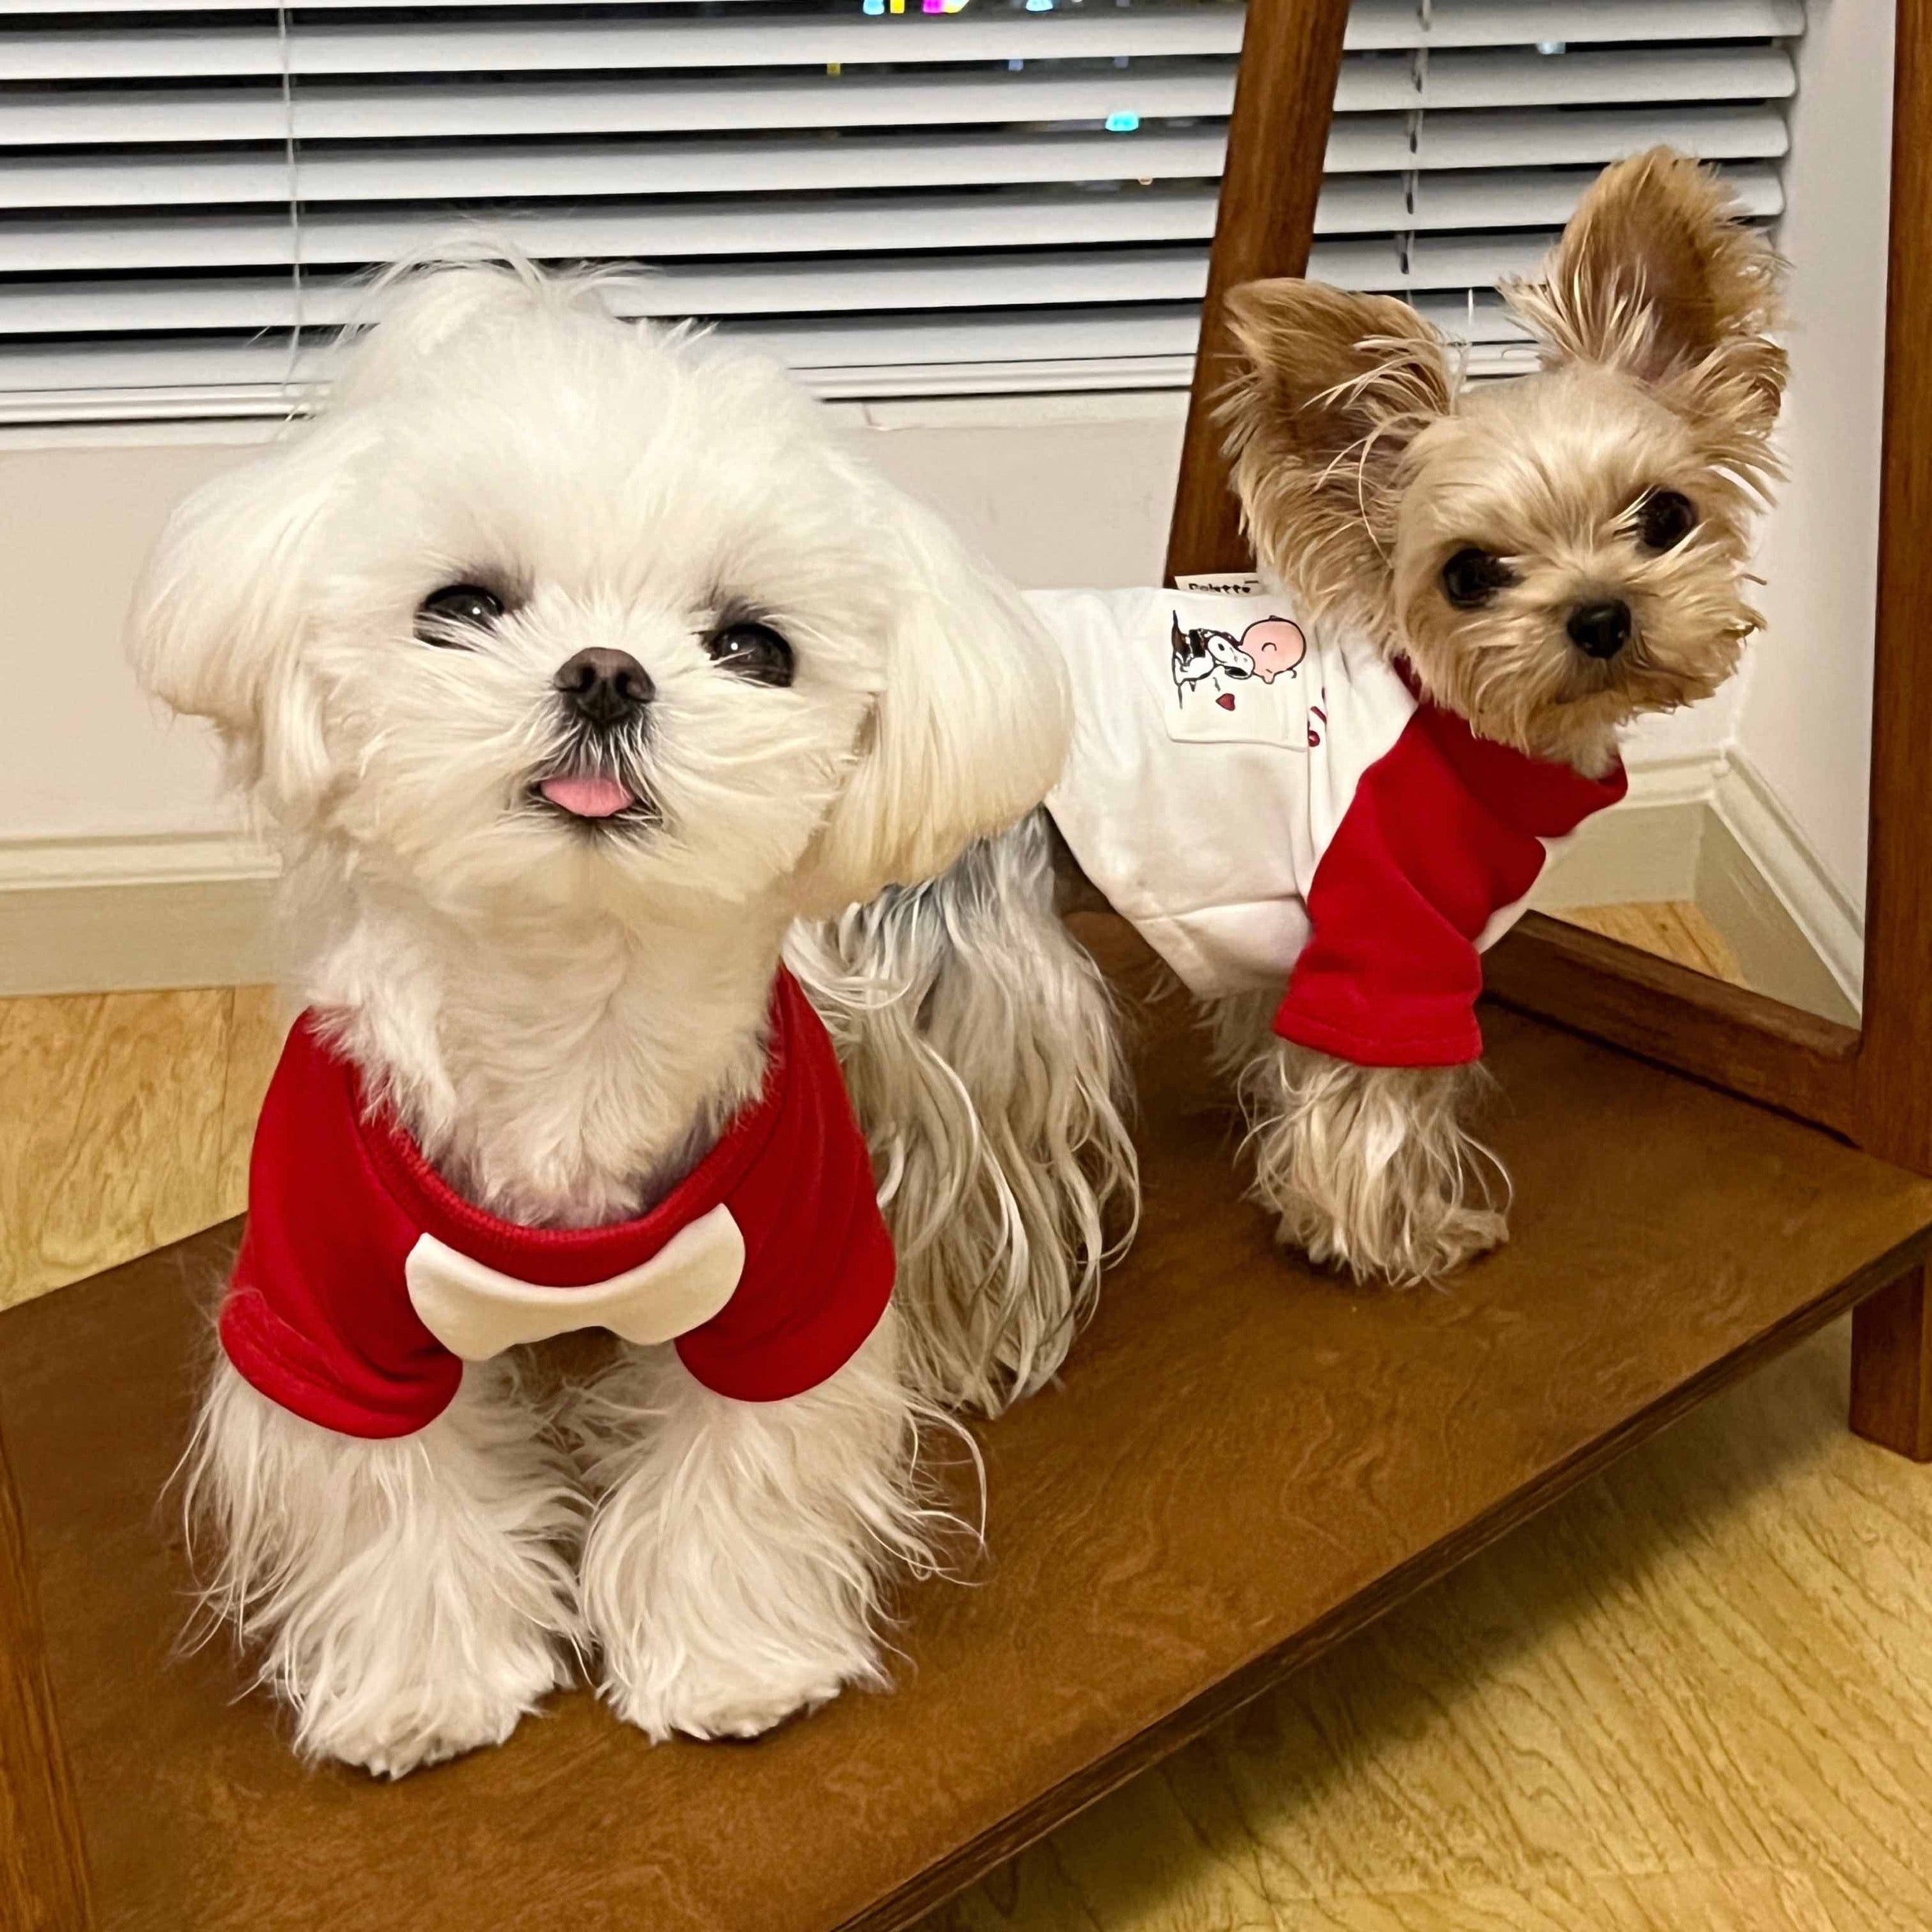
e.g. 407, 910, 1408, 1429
1105, 110, 1140, 132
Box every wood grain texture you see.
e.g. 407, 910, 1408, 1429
924, 1321, 1932, 1932
1559, 902, 1745, 987
1485, 915, 1860, 1138
2, 972, 1930, 1932
1849, 1263, 1932, 1460
1164, 0, 1353, 580
0, 1428, 92, 1932
0, 988, 288, 1310
1853, 0, 1932, 1177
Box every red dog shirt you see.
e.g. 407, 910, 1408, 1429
220, 969, 894, 1439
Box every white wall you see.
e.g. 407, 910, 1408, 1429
0, 432, 267, 844
1732, 0, 1894, 913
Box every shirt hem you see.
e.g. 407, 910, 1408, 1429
1273, 1008, 1483, 1069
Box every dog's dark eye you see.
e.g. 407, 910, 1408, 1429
414, 582, 504, 645
1441, 547, 1517, 610
706, 621, 794, 688
1635, 489, 1697, 552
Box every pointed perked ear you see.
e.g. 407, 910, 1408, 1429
1505, 146, 1787, 444
795, 489, 1071, 916
1217, 280, 1455, 616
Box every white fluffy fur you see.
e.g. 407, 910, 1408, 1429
574, 1306, 961, 1740
788, 813, 1136, 1414
135, 257, 1068, 1773
180, 1357, 582, 1779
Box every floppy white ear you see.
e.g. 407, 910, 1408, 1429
798, 491, 1070, 915
127, 419, 358, 828
127, 258, 587, 831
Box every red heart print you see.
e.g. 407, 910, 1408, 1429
1216, 692, 1236, 711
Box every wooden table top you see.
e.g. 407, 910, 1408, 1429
5, 992, 1931, 1932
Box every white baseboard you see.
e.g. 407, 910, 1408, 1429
0, 833, 278, 996
1530, 748, 1718, 912
1709, 757, 1865, 1010
1527, 744, 1864, 1025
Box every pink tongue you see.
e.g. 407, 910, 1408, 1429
540, 775, 634, 819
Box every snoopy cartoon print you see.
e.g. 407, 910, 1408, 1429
1169, 614, 1256, 707
1165, 609, 1309, 748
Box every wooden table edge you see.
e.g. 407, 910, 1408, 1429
841, 1220, 1932, 1931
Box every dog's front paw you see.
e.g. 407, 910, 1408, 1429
1397, 1193, 1508, 1277
1243, 1044, 1506, 1287
602, 1640, 865, 1743
1280, 1185, 1506, 1283
297, 1624, 572, 1779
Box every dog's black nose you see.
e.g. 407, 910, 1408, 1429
554, 648, 653, 726
1567, 600, 1631, 661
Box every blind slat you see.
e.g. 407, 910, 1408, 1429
8, 12, 1247, 81
0, 187, 1223, 274
0, 105, 1793, 212
8, 0, 1804, 81
0, 44, 1795, 147
0, 65, 1237, 145
0, 161, 1779, 281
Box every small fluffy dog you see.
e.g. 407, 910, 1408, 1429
128, 261, 1068, 1775
800, 149, 1786, 1310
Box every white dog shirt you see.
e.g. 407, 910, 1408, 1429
1032, 586, 1627, 1068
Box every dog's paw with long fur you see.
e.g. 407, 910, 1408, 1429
1236, 1035, 1507, 1285
183, 1359, 585, 1779
575, 1313, 942, 1744
602, 1623, 870, 1743
302, 1629, 571, 1779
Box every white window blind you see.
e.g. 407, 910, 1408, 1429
0, 0, 1801, 423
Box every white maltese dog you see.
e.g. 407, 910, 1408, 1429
128, 260, 1068, 1776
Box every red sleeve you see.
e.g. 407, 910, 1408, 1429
220, 1018, 462, 1439
1274, 705, 1625, 1068
674, 974, 894, 1403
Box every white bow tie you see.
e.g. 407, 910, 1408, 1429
402, 1204, 745, 1361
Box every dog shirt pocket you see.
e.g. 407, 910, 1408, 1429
1158, 601, 1317, 752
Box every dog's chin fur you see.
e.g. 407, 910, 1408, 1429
138, 257, 1069, 1775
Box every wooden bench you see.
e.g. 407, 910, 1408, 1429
4, 947, 1930, 1930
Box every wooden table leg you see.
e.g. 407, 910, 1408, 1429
1851, 1262, 1932, 1461
0, 1423, 93, 1930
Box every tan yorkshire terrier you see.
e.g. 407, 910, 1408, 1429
792, 149, 1787, 1410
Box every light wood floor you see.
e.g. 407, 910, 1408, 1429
4, 903, 1925, 1929
926, 1320, 1930, 1931
1558, 900, 1747, 988
0, 984, 289, 1309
